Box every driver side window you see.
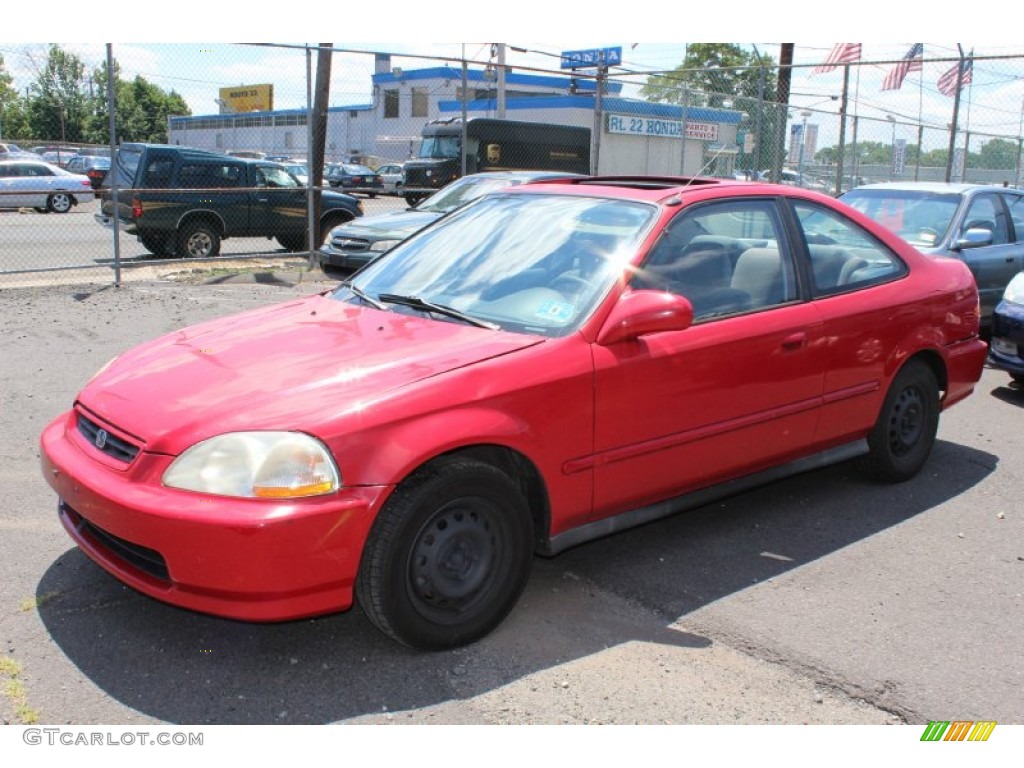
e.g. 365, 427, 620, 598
632, 200, 795, 321
961, 194, 1009, 245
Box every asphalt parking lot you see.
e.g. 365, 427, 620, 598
1, 269, 1022, 727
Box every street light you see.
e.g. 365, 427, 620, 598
797, 110, 811, 185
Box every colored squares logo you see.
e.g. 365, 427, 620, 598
921, 721, 996, 742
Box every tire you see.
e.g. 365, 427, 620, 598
276, 233, 307, 252
319, 213, 352, 246
176, 220, 220, 259
404, 192, 425, 206
139, 232, 170, 256
356, 457, 535, 650
47, 192, 74, 214
1011, 373, 1024, 385
857, 360, 939, 483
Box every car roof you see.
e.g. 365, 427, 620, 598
844, 181, 1008, 194
507, 175, 830, 205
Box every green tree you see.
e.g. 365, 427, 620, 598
0, 53, 31, 140
640, 44, 772, 107
26, 45, 89, 144
85, 59, 191, 144
977, 138, 1018, 170
639, 44, 779, 172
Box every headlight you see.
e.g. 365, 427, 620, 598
369, 239, 402, 253
163, 432, 340, 499
1004, 272, 1024, 305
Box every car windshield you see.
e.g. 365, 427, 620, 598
333, 193, 657, 337
344, 164, 374, 175
840, 189, 962, 248
417, 136, 461, 159
418, 175, 529, 214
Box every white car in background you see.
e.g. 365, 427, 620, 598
375, 163, 405, 194
0, 159, 93, 213
280, 162, 309, 186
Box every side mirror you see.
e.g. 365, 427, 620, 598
954, 227, 994, 250
597, 290, 694, 346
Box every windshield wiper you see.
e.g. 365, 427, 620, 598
377, 293, 499, 330
340, 281, 387, 311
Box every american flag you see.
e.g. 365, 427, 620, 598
881, 43, 924, 91
937, 55, 974, 96
813, 43, 862, 74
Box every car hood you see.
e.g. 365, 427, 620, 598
77, 293, 543, 454
329, 209, 441, 242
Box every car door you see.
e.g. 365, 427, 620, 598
0, 163, 29, 208
252, 164, 306, 237
15, 163, 55, 208
789, 199, 912, 444
590, 197, 826, 519
952, 191, 1019, 319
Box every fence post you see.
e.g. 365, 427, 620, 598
105, 43, 121, 288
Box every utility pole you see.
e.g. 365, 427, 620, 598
772, 43, 794, 183
496, 43, 506, 119
310, 43, 332, 249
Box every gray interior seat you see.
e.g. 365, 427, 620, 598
731, 248, 786, 308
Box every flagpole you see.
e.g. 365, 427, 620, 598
945, 44, 966, 183
915, 47, 924, 180
835, 64, 850, 195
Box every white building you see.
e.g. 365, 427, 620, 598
168, 56, 745, 177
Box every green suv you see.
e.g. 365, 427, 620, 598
96, 144, 362, 258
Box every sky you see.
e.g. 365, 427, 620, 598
3, 3, 1023, 151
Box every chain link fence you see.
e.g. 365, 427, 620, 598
2, 43, 1023, 286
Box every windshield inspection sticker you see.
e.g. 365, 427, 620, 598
535, 300, 574, 323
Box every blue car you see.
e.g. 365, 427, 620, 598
988, 271, 1024, 384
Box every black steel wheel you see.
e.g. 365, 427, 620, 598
356, 457, 534, 650
858, 360, 939, 482
176, 220, 221, 259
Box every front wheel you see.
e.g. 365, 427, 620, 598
47, 192, 74, 214
858, 360, 939, 482
176, 220, 221, 259
276, 233, 307, 252
356, 457, 535, 650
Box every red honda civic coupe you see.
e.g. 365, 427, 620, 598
41, 176, 987, 650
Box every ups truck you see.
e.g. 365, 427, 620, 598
402, 118, 591, 203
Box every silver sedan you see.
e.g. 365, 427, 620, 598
0, 159, 94, 213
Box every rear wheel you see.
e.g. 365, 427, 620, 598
1011, 373, 1024, 385
176, 220, 220, 259
356, 457, 534, 650
47, 192, 74, 214
858, 360, 939, 482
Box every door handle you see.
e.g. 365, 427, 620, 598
781, 332, 807, 351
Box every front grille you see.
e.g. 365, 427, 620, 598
77, 413, 140, 463
62, 503, 170, 582
329, 235, 371, 251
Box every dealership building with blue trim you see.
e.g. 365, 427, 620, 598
168, 57, 745, 177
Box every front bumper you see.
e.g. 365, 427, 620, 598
41, 410, 391, 622
988, 299, 1024, 376
318, 241, 384, 271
